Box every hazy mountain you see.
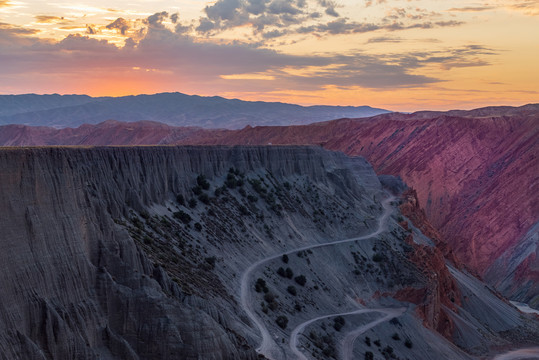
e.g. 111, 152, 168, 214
0, 92, 390, 129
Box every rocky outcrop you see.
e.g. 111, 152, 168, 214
395, 189, 461, 339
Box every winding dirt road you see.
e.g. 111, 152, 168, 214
240, 195, 396, 359
290, 307, 406, 360
492, 348, 539, 360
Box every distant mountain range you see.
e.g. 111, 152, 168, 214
0, 92, 390, 129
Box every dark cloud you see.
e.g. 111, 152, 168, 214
0, 23, 39, 36
367, 36, 403, 43
196, 18, 217, 33
86, 25, 97, 35
447, 6, 496, 12
35, 15, 66, 24
146, 11, 169, 28
170, 13, 179, 24
509, 1, 539, 15
106, 18, 130, 35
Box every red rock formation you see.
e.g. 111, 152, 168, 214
390, 189, 462, 339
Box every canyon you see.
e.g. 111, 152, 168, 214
1, 146, 537, 359
2, 104, 536, 308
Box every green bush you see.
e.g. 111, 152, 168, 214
173, 210, 192, 224
372, 253, 384, 262
176, 194, 185, 205
294, 275, 307, 286
404, 339, 413, 348
197, 174, 210, 190
285, 267, 294, 279
198, 193, 210, 205
276, 315, 288, 329
255, 278, 268, 293
287, 285, 297, 296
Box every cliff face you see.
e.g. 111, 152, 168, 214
0, 146, 383, 359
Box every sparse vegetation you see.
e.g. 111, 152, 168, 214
372, 253, 384, 262
405, 339, 413, 348
173, 210, 192, 224
287, 285, 297, 296
276, 315, 288, 329
255, 278, 269, 293
294, 275, 307, 286
176, 194, 185, 205
333, 316, 345, 331
197, 174, 210, 190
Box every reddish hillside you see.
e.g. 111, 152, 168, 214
179, 107, 539, 302
0, 120, 209, 146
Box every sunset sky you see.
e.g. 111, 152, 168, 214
0, 0, 537, 111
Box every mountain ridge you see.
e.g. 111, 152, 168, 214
0, 92, 390, 129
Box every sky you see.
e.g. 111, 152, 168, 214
0, 0, 538, 111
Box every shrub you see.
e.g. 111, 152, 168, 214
225, 173, 237, 189
205, 256, 216, 269
198, 193, 210, 205
176, 194, 185, 205
277, 267, 286, 277
276, 315, 288, 329
264, 292, 276, 303
373, 339, 381, 347
333, 316, 345, 331
287, 285, 297, 296
192, 185, 202, 196
282, 254, 289, 263
294, 275, 307, 286
391, 333, 400, 341
364, 337, 371, 346
247, 194, 258, 203
194, 222, 202, 231
197, 174, 210, 190
365, 352, 374, 360
188, 198, 197, 208
173, 210, 192, 224
404, 339, 413, 348
255, 278, 268, 293
239, 205, 249, 216
382, 346, 394, 355
372, 253, 384, 262
285, 268, 294, 279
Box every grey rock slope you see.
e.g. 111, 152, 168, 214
0, 93, 389, 129
0, 146, 536, 360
